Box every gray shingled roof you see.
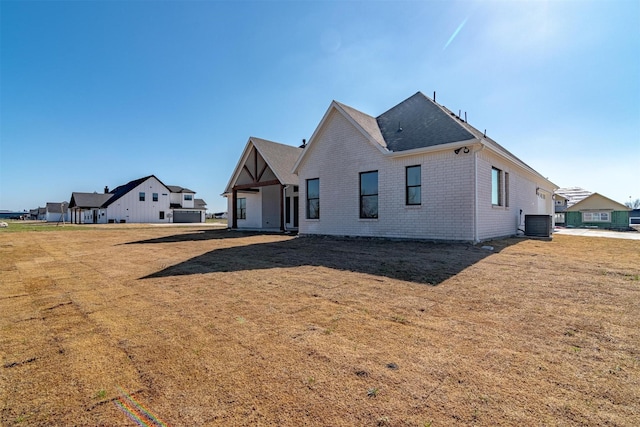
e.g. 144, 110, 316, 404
335, 102, 386, 148
195, 198, 207, 209
46, 202, 69, 214
251, 137, 303, 185
376, 92, 475, 152
69, 192, 113, 208
104, 175, 162, 207
167, 185, 195, 193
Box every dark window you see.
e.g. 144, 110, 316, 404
153, 193, 158, 202
360, 171, 378, 218
306, 178, 319, 219
237, 198, 246, 219
491, 167, 502, 206
159, 211, 165, 220
406, 165, 421, 205
293, 185, 299, 193
139, 192, 145, 202
184, 194, 193, 201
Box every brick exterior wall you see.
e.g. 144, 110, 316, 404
474, 149, 553, 240
297, 109, 476, 240
297, 107, 555, 242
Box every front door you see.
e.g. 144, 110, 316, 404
93, 209, 98, 224
293, 196, 299, 228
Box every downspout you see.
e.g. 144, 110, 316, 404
473, 144, 485, 243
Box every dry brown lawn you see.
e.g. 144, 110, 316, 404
1, 225, 639, 426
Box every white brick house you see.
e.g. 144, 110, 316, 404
292, 92, 557, 242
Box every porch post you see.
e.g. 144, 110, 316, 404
232, 189, 238, 229
280, 184, 285, 231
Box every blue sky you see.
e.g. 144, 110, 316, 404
1, 0, 639, 213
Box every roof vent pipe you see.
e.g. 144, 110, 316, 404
433, 91, 436, 102
104, 186, 109, 193
483, 129, 487, 138
299, 139, 306, 148
465, 112, 467, 123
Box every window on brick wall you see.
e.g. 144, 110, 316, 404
491, 168, 502, 206
406, 165, 421, 205
360, 171, 378, 218
306, 178, 319, 219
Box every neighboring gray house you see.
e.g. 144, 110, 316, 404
68, 175, 206, 224
292, 91, 557, 242
29, 208, 40, 220
36, 207, 46, 221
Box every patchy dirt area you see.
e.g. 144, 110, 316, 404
1, 226, 639, 426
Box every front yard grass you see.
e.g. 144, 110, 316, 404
1, 226, 638, 425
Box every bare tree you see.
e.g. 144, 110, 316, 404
625, 198, 640, 209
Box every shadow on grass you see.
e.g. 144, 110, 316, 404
123, 228, 283, 244
139, 231, 518, 286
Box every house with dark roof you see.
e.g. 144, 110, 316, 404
68, 175, 206, 224
223, 137, 303, 230
45, 202, 70, 223
290, 91, 557, 242
29, 208, 41, 220
36, 207, 47, 221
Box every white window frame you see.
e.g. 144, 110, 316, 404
582, 211, 610, 222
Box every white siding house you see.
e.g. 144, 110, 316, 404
291, 92, 556, 242
68, 175, 206, 224
45, 202, 70, 223
104, 176, 171, 223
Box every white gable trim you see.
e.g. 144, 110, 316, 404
223, 138, 257, 194
292, 102, 387, 174
224, 137, 290, 194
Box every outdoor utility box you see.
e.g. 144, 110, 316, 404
525, 215, 552, 237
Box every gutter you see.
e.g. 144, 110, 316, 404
473, 145, 485, 243
383, 138, 479, 158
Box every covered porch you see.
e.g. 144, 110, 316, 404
223, 137, 303, 232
